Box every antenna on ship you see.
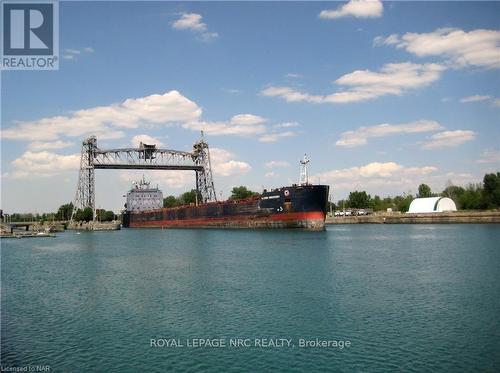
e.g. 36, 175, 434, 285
299, 154, 310, 185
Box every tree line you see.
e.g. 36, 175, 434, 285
163, 186, 260, 207
3, 203, 117, 223
332, 172, 500, 212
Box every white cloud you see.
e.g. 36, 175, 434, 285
285, 73, 303, 78
1, 91, 202, 141
336, 120, 443, 147
261, 86, 324, 104
131, 134, 164, 147
2, 90, 297, 148
312, 161, 438, 190
265, 171, 279, 179
214, 160, 251, 177
460, 95, 500, 107
476, 149, 500, 164
375, 28, 500, 69
171, 13, 218, 42
198, 32, 219, 43
27, 140, 74, 151
230, 114, 267, 126
65, 48, 80, 55
373, 34, 399, 46
317, 162, 437, 180
259, 131, 296, 143
210, 148, 251, 177
9, 151, 80, 178
183, 114, 267, 137
460, 95, 492, 103
172, 13, 207, 31
265, 161, 290, 169
273, 122, 299, 129
3, 91, 301, 186
63, 46, 94, 60
422, 130, 476, 149
320, 0, 383, 19
333, 63, 445, 100
262, 62, 445, 104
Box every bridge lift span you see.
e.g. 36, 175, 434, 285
71, 134, 217, 221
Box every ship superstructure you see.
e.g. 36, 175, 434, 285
125, 176, 163, 212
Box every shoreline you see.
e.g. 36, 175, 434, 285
326, 211, 500, 224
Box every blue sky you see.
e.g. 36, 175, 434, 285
1, 1, 499, 213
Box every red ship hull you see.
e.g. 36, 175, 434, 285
128, 211, 326, 230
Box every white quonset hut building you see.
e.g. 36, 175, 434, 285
408, 197, 457, 213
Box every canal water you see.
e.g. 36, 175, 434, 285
1, 225, 499, 372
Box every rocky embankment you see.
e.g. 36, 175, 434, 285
67, 221, 121, 231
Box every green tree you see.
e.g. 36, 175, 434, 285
74, 207, 94, 222
369, 195, 390, 211
104, 211, 115, 221
55, 202, 74, 221
442, 185, 465, 199
458, 183, 485, 210
179, 189, 199, 205
96, 209, 115, 222
442, 185, 465, 208
383, 197, 395, 210
163, 195, 179, 208
10, 213, 35, 222
483, 172, 500, 208
417, 184, 432, 198
393, 194, 414, 212
229, 186, 259, 200
347, 191, 371, 209
336, 199, 347, 211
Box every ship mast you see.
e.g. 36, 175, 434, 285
299, 154, 310, 185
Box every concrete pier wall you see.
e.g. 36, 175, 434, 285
67, 221, 121, 231
326, 211, 500, 224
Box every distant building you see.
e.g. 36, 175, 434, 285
408, 197, 457, 213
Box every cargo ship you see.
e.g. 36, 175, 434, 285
122, 156, 329, 230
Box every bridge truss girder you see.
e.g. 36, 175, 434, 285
71, 135, 217, 221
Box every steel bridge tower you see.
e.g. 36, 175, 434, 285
70, 134, 217, 221
192, 133, 217, 204
71, 137, 97, 220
